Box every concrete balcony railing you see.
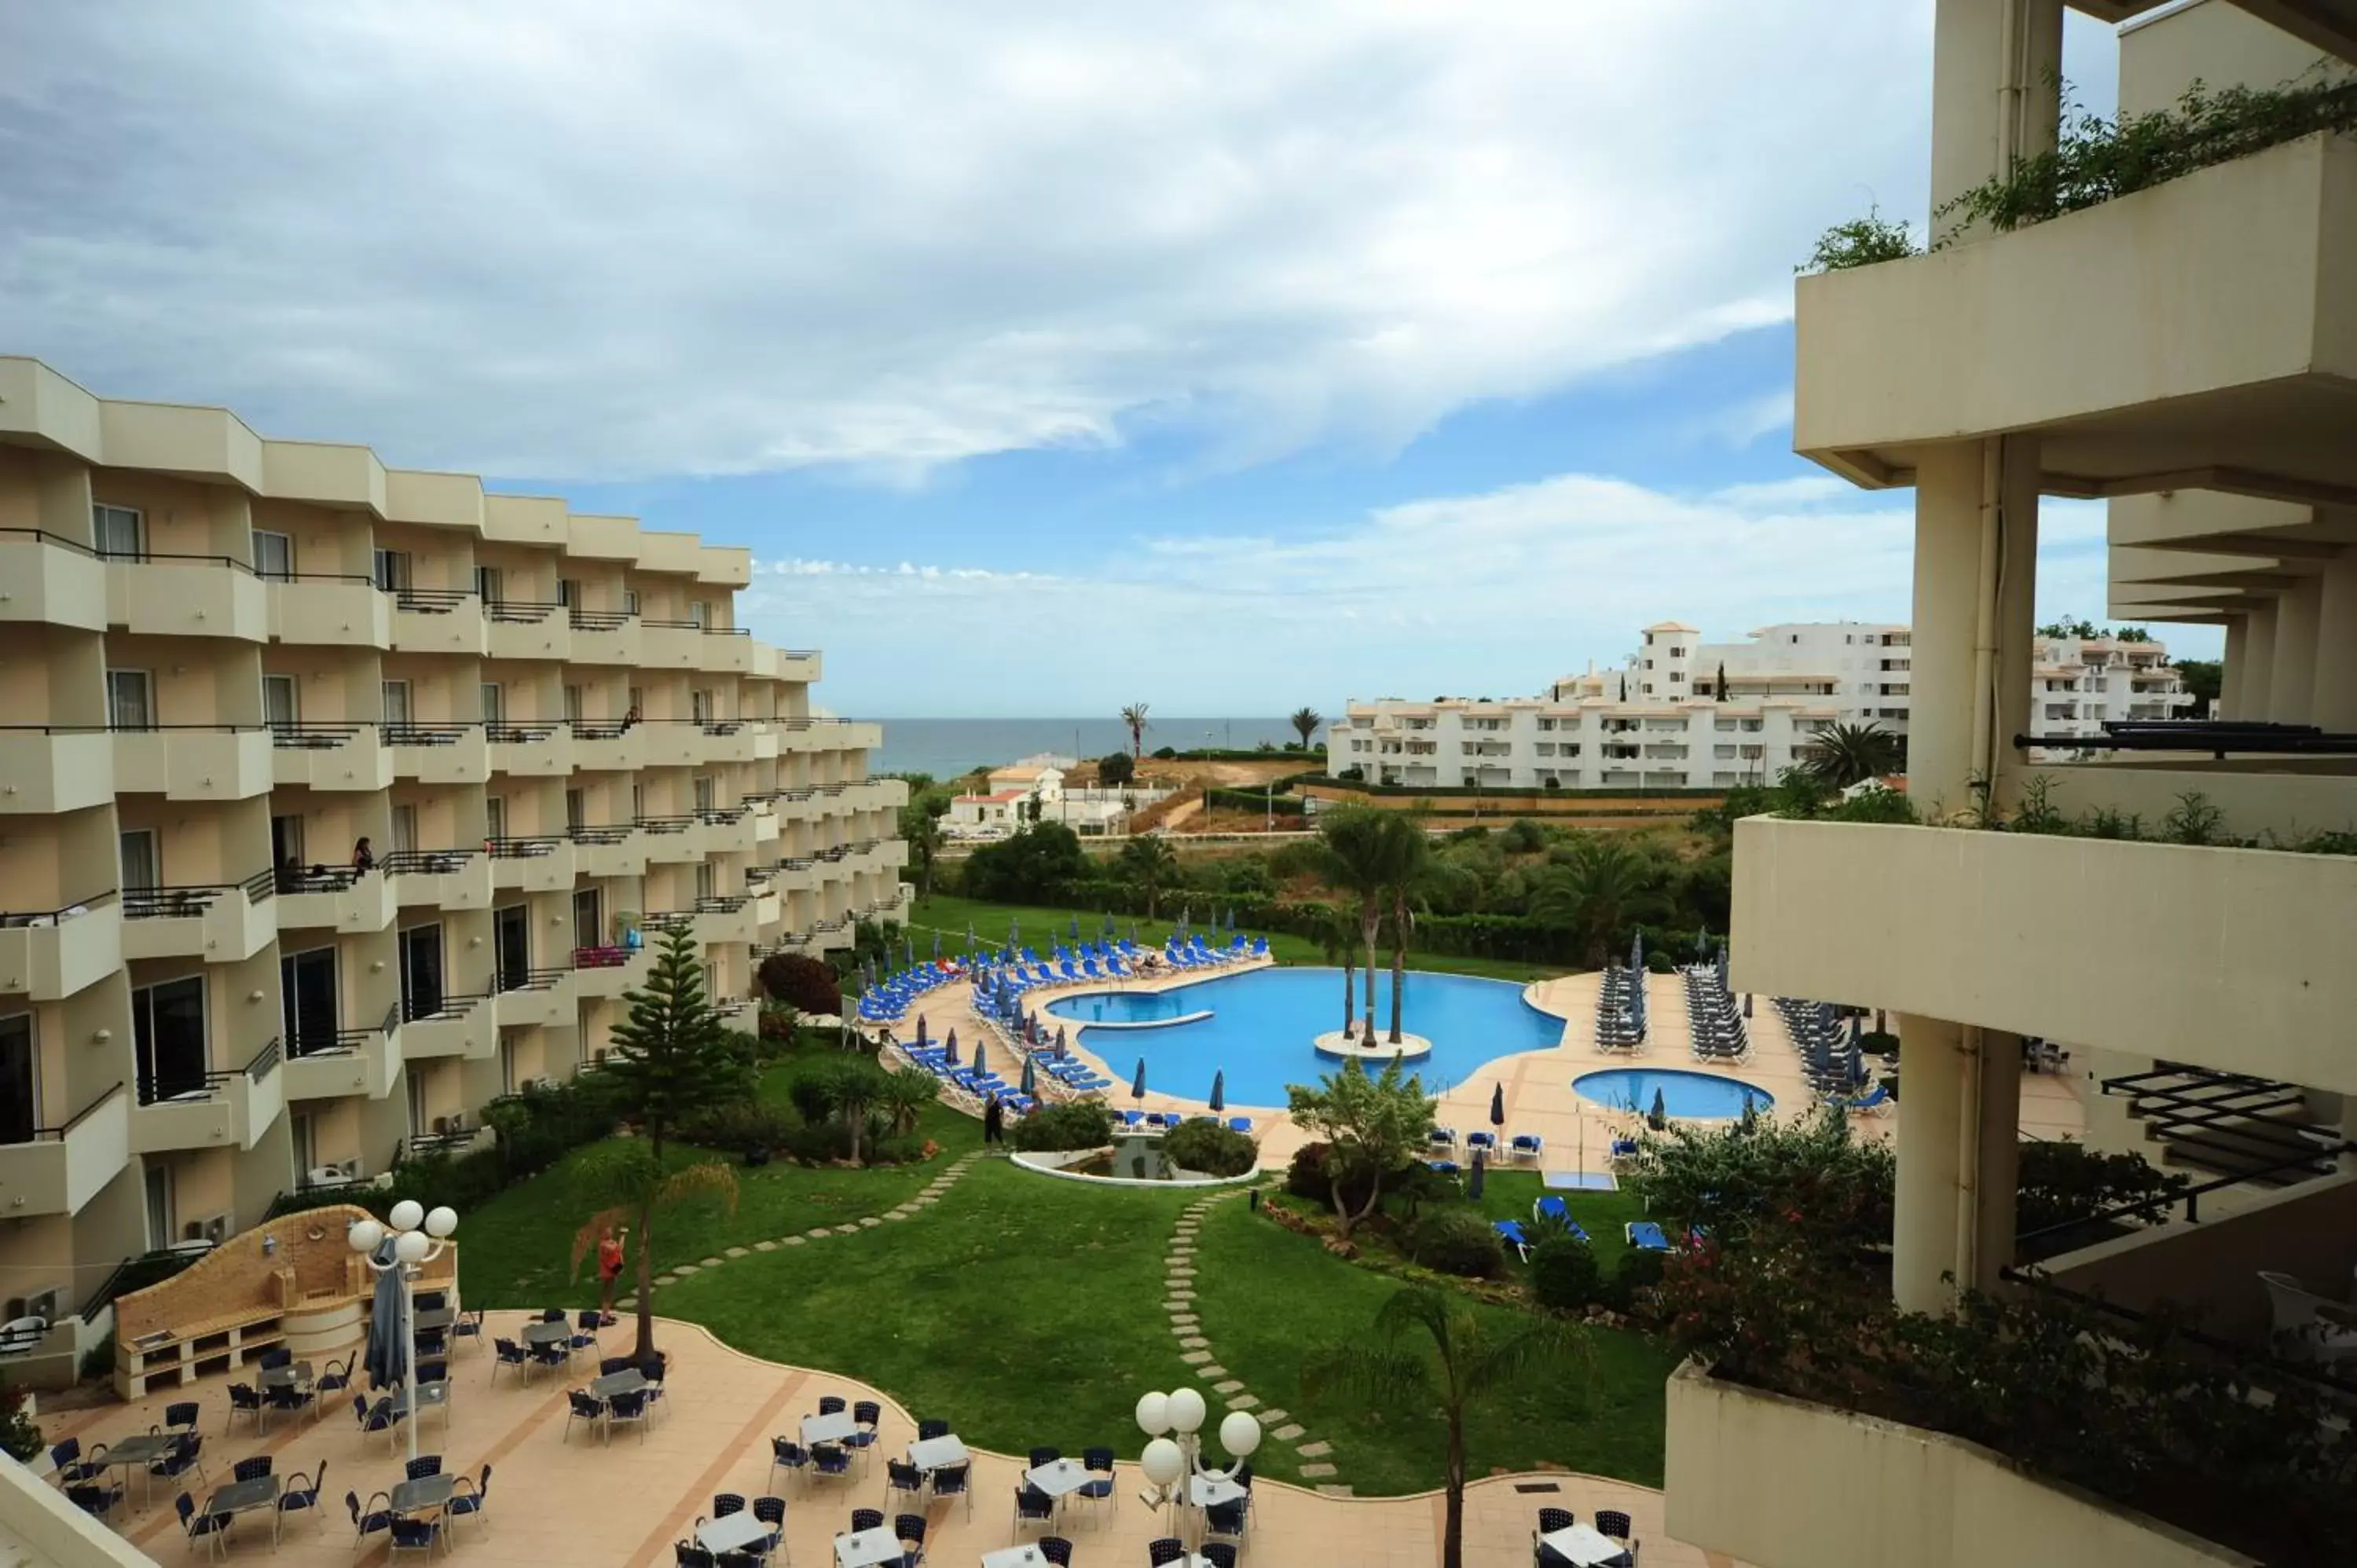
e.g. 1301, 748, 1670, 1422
266, 576, 390, 648
281, 1010, 399, 1101
383, 848, 493, 913
0, 727, 115, 814
1731, 815, 2357, 1096
772, 649, 822, 683
637, 816, 708, 864
639, 618, 703, 671
269, 723, 395, 792
752, 804, 780, 846
111, 726, 274, 800
0, 1080, 130, 1217
486, 720, 573, 778
696, 721, 769, 764
398, 991, 496, 1061
1662, 1362, 2249, 1568
130, 1036, 284, 1155
693, 894, 761, 947
634, 720, 704, 770
387, 721, 488, 785
483, 599, 571, 661
1796, 131, 2357, 500
102, 552, 269, 642
570, 943, 653, 999
567, 823, 646, 879
119, 874, 277, 964
695, 626, 754, 674
564, 607, 640, 665
0, 528, 107, 630
493, 967, 574, 1029
568, 720, 643, 773
0, 895, 123, 1002
388, 588, 486, 655
768, 858, 823, 896
696, 806, 761, 856
273, 863, 398, 935
488, 837, 574, 893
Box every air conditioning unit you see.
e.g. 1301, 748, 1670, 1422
306, 1163, 357, 1187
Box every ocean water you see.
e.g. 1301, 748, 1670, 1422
869, 716, 1302, 780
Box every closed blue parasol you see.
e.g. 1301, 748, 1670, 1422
916, 1014, 929, 1046
973, 1039, 988, 1077
361, 1235, 405, 1390
1208, 1071, 1225, 1114
1070, 914, 1081, 943
1489, 1082, 1505, 1129
944, 1028, 959, 1065
1054, 1025, 1067, 1056
1467, 1146, 1486, 1200
1020, 1053, 1037, 1098
1648, 1086, 1669, 1130
1131, 1057, 1148, 1101
933, 930, 942, 960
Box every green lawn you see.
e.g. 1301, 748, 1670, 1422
1189, 1196, 1677, 1492
459, 1049, 981, 1306
907, 892, 1566, 985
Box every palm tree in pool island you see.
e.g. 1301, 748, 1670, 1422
1290, 705, 1323, 748
1120, 702, 1150, 757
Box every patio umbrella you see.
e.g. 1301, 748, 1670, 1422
932, 930, 942, 961
906, 937, 917, 969
1129, 921, 1140, 944
973, 1039, 988, 1077
1648, 1086, 1669, 1131
916, 1014, 929, 1046
361, 1235, 406, 1391
944, 1028, 959, 1065
1020, 1053, 1037, 1098
1055, 1025, 1067, 1057
1715, 940, 1729, 997
1467, 1147, 1486, 1200
1847, 1042, 1868, 1089
1070, 914, 1081, 943
1131, 1057, 1148, 1101
1489, 1082, 1506, 1130
1630, 929, 1644, 973
1208, 1071, 1225, 1115
1102, 914, 1116, 940
1010, 918, 1020, 946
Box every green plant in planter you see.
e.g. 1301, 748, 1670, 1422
1797, 205, 1921, 273
2161, 789, 2227, 847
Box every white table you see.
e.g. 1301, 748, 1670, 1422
1187, 1472, 1246, 1508
905, 1433, 968, 1471
834, 1525, 904, 1567
1021, 1457, 1096, 1498
698, 1512, 772, 1554
1538, 1522, 1635, 1567
801, 1410, 860, 1445
981, 1547, 1053, 1568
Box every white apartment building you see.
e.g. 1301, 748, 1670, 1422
1328, 617, 2189, 787
0, 357, 910, 1386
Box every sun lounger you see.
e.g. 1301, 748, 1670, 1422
1508, 1133, 1542, 1161
1626, 1222, 1671, 1252
1493, 1219, 1533, 1262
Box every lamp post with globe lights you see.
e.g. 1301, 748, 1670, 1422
1134, 1385, 1261, 1544
347, 1200, 457, 1465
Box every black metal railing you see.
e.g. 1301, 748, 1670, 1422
243, 1036, 281, 1079
401, 990, 487, 1024
137, 1068, 233, 1106
0, 890, 116, 929
692, 894, 750, 913
2000, 1265, 2357, 1398
12, 1082, 126, 1148
636, 815, 696, 834
570, 718, 632, 741
694, 804, 749, 825
381, 720, 473, 746
287, 1017, 387, 1058
701, 625, 751, 637
486, 835, 563, 859
567, 608, 634, 632
484, 599, 562, 624
640, 617, 703, 629
380, 848, 479, 877
485, 721, 562, 745
566, 823, 636, 844
122, 883, 235, 920
495, 965, 571, 994
390, 587, 475, 614
640, 911, 697, 935
81, 1248, 200, 1321
276, 864, 361, 896
269, 722, 367, 750
0, 526, 99, 556
93, 546, 262, 575
698, 720, 746, 735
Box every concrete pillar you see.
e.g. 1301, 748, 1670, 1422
1973, 1031, 2023, 1292
1894, 1015, 2023, 1312
1931, 0, 2065, 215
2220, 614, 2249, 720
1908, 448, 1985, 817
1990, 442, 2041, 809
2243, 599, 2278, 720
2310, 552, 2357, 731
2271, 575, 2322, 724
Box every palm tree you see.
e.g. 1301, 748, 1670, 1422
1310, 902, 1358, 1032
1314, 807, 1420, 1040
1289, 706, 1324, 748
899, 795, 948, 898
1530, 836, 1661, 969
1118, 833, 1179, 918
1384, 814, 1434, 1044
1303, 1287, 1589, 1568
568, 1145, 739, 1360
878, 1067, 939, 1135
1120, 702, 1151, 758
1804, 720, 1902, 788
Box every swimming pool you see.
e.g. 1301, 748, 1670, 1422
1572, 1068, 1774, 1120
1041, 967, 1562, 1107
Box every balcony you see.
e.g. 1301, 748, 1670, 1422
130, 1037, 284, 1154
640, 618, 702, 671
493, 967, 574, 1028
565, 607, 640, 665
483, 599, 571, 661
388, 588, 486, 655
753, 885, 783, 936
102, 552, 269, 642
567, 823, 645, 879
486, 720, 572, 777
568, 720, 643, 772
635, 720, 703, 770
637, 816, 707, 863
697, 806, 761, 855
0, 1081, 130, 1217
488, 836, 574, 892
387, 720, 488, 786
111, 726, 273, 800
1797, 132, 2357, 500
570, 943, 652, 999
266, 576, 390, 648
269, 724, 394, 792
768, 858, 822, 896
0, 727, 115, 813
0, 895, 122, 1000
119, 874, 277, 963
697, 626, 754, 673
696, 720, 766, 764
281, 1010, 398, 1101
383, 848, 493, 912
871, 839, 911, 870
691, 894, 760, 947
398, 991, 495, 1061
0, 529, 106, 629
772, 649, 822, 683
273, 864, 397, 934
1731, 816, 2357, 1095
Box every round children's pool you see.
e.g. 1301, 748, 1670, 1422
1572, 1067, 1774, 1120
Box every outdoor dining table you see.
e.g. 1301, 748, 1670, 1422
801, 1410, 860, 1445
590, 1368, 647, 1401
981, 1546, 1056, 1568
1186, 1472, 1246, 1508
96, 1432, 178, 1511
391, 1380, 451, 1429
203, 1473, 281, 1537
1021, 1457, 1094, 1499
904, 1433, 967, 1471
697, 1512, 772, 1555
833, 1524, 905, 1567
522, 1321, 570, 1347
1538, 1522, 1636, 1568
258, 1362, 311, 1389
390, 1473, 456, 1516
411, 1306, 455, 1332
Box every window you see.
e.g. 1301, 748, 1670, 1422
695, 861, 716, 902
484, 797, 507, 843
131, 974, 207, 1105
688, 600, 709, 628
372, 548, 411, 593
390, 804, 418, 854
262, 674, 298, 729
252, 529, 294, 581
565, 788, 586, 831
563, 684, 584, 724
107, 669, 154, 730
691, 689, 712, 724
0, 1012, 36, 1145
693, 775, 716, 812
479, 683, 504, 724
474, 564, 504, 604
622, 588, 640, 616
93, 504, 143, 559
270, 812, 304, 869
380, 680, 411, 726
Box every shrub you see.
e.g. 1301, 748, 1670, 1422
1614, 1246, 1666, 1302
758, 953, 841, 1017
1161, 1119, 1258, 1178
1010, 1099, 1116, 1152
780, 1122, 853, 1164
1408, 1207, 1505, 1278
1530, 1236, 1604, 1310
678, 1101, 797, 1160
871, 1134, 929, 1167
0, 1382, 40, 1461
786, 1072, 839, 1128
1152, 746, 1178, 760
1283, 1140, 1389, 1218
1797, 205, 1919, 273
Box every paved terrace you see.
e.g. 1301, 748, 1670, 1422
40, 1311, 1739, 1567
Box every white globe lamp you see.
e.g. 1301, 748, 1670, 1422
394, 1229, 431, 1265
423, 1206, 458, 1240
1167, 1386, 1207, 1434
1219, 1410, 1263, 1457
346, 1218, 384, 1254
1139, 1437, 1185, 1488
388, 1199, 425, 1233
1134, 1391, 1171, 1436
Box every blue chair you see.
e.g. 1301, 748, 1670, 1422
163, 1401, 202, 1435
564, 1390, 607, 1444
176, 1492, 234, 1560
752, 1495, 786, 1555
388, 1513, 442, 1560
849, 1508, 885, 1534
530, 1339, 570, 1377
1148, 1541, 1188, 1566
48, 1437, 100, 1486
1509, 1133, 1544, 1161
1494, 1218, 1534, 1262
847, 1400, 881, 1467
1038, 1540, 1074, 1566
151, 1431, 207, 1491
816, 1394, 847, 1416
1078, 1445, 1116, 1519
916, 1418, 949, 1441
354, 1394, 405, 1453
885, 1460, 926, 1508
768, 1438, 810, 1493
403, 1455, 440, 1482
1626, 1221, 1672, 1252
67, 1478, 125, 1520
226, 1383, 264, 1434
893, 1512, 928, 1567
640, 1354, 670, 1415
1012, 1482, 1056, 1534
929, 1461, 972, 1519
1200, 1545, 1239, 1568
453, 1310, 486, 1350
234, 1455, 274, 1482
347, 1490, 395, 1553
1227, 1117, 1252, 1134
607, 1387, 651, 1444
491, 1337, 529, 1384
810, 1442, 852, 1481
276, 1463, 326, 1541
1204, 1497, 1248, 1553
571, 1310, 602, 1357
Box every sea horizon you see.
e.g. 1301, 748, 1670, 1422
868, 716, 1303, 780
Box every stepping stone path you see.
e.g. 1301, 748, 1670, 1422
1160, 1191, 1351, 1495
644, 1149, 985, 1292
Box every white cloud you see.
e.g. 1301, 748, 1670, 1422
0, 0, 1933, 479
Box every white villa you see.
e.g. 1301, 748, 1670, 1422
945, 759, 1168, 837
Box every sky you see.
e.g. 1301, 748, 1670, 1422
0, 1, 2210, 716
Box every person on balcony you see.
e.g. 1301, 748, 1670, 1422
350, 836, 376, 874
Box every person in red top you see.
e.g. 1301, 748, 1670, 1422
597, 1225, 627, 1321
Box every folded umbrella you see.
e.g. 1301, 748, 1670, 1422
1208, 1070, 1225, 1115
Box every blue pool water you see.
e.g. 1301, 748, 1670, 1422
1042, 967, 1561, 1107
1573, 1068, 1774, 1119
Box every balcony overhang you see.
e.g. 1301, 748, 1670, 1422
2097, 0, 2357, 67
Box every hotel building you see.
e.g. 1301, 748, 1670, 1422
0, 357, 909, 1384
1679, 4, 2357, 1566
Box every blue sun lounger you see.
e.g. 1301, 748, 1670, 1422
1493, 1219, 1534, 1262
1532, 1196, 1590, 1243
1626, 1222, 1672, 1252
